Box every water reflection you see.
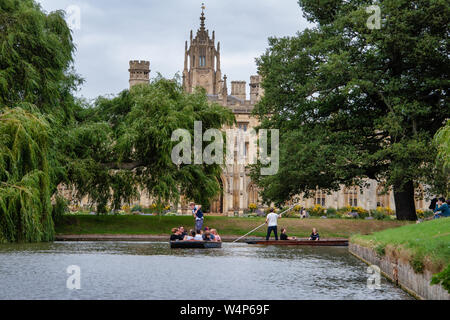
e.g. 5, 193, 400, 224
0, 242, 413, 300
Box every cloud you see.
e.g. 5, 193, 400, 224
36, 0, 311, 100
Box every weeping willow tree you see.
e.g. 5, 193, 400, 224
0, 0, 78, 242
0, 107, 54, 243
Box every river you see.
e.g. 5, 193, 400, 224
0, 241, 413, 300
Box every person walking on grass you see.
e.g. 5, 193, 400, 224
265, 208, 281, 241
190, 202, 204, 231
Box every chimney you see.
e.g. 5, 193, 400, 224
231, 81, 246, 101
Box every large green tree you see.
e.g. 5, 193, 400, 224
0, 0, 235, 242
0, 0, 77, 242
252, 0, 449, 220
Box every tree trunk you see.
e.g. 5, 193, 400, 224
393, 180, 417, 221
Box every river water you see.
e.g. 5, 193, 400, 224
0, 242, 412, 300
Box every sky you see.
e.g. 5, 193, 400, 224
36, 0, 311, 100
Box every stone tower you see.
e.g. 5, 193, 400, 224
129, 60, 150, 88
250, 75, 263, 104
183, 5, 221, 94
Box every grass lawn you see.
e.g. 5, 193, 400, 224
351, 218, 450, 274
56, 215, 410, 239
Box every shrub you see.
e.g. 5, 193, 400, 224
372, 210, 389, 220
375, 244, 386, 257
249, 203, 258, 212
308, 204, 325, 217
417, 210, 434, 219
131, 205, 143, 212
431, 265, 450, 294
326, 207, 337, 216
410, 255, 425, 274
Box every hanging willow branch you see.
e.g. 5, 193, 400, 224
0, 107, 54, 243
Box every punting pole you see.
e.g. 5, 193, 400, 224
232, 204, 299, 243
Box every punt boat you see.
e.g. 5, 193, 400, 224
245, 238, 348, 246
170, 241, 222, 249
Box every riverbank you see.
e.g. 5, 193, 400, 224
350, 219, 450, 300
56, 215, 410, 238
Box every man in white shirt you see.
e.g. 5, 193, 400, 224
265, 208, 281, 240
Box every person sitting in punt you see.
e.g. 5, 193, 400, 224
309, 228, 320, 241
203, 227, 215, 241
211, 229, 221, 242
193, 230, 204, 241
184, 229, 196, 241
203, 230, 213, 242
170, 228, 184, 241
280, 228, 297, 241
179, 226, 188, 238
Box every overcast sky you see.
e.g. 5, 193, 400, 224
36, 0, 311, 100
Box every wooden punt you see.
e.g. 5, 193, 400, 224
170, 241, 222, 249
245, 238, 348, 247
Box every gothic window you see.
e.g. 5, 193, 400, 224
344, 186, 359, 207
314, 189, 326, 206
199, 56, 206, 67
248, 184, 258, 206
415, 185, 425, 210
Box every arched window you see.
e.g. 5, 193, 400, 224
314, 189, 326, 206
415, 185, 425, 210
248, 183, 258, 206
376, 185, 390, 208
344, 186, 359, 207
199, 56, 206, 67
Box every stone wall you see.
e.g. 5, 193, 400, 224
349, 243, 450, 300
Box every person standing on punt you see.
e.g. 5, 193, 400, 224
265, 208, 281, 241
190, 202, 204, 231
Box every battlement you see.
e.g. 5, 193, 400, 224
129, 60, 150, 70
129, 60, 150, 89
250, 75, 261, 84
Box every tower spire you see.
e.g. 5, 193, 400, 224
200, 3, 206, 31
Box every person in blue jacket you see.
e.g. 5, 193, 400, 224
434, 197, 450, 219
190, 202, 204, 231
